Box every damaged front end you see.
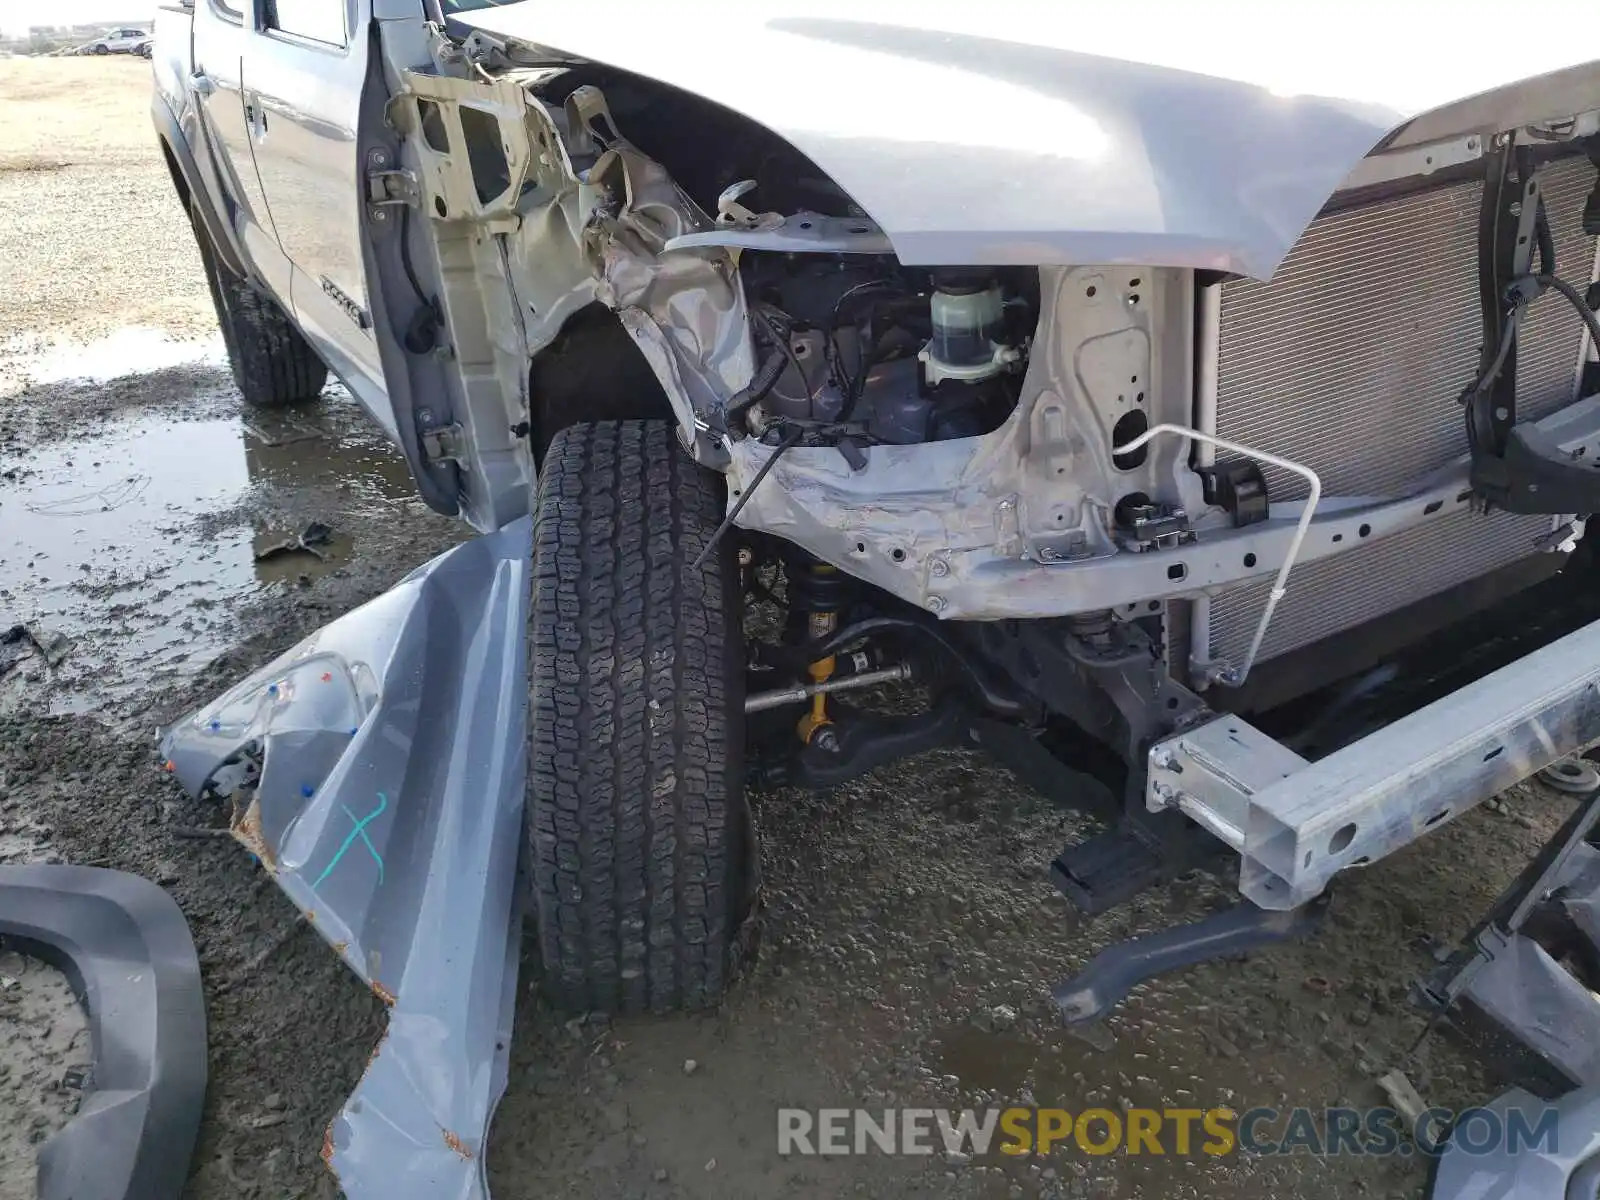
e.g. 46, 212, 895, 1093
161, 521, 530, 1200
162, 14, 1600, 1192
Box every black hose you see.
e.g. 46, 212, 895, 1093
723, 345, 788, 426
1531, 273, 1600, 351
1535, 198, 1557, 279
1464, 271, 1600, 412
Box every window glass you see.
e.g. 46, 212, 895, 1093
265, 0, 348, 47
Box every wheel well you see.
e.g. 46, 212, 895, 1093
535, 65, 864, 231
157, 136, 191, 208
526, 303, 672, 463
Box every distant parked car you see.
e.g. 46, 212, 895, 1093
83, 28, 151, 56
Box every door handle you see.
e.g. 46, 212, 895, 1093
189, 70, 215, 97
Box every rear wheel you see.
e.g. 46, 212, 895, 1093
528, 420, 753, 1013
189, 201, 327, 409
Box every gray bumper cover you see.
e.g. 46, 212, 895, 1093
160, 519, 531, 1199
0, 865, 206, 1200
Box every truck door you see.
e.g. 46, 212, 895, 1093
245, 0, 390, 427
189, 0, 292, 305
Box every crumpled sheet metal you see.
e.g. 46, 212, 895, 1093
161, 519, 531, 1199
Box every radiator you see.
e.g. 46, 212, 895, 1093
1208, 153, 1600, 667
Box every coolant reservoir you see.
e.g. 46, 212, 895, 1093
924, 277, 1008, 384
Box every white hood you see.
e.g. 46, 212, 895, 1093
460, 1, 1599, 278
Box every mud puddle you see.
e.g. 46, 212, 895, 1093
0, 327, 225, 390
0, 332, 426, 716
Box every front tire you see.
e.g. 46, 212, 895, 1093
528, 421, 752, 1013
189, 200, 327, 409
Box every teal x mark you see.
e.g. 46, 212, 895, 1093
311, 791, 387, 887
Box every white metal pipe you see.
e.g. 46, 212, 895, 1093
1111, 423, 1322, 689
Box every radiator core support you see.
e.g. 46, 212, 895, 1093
1148, 612, 1600, 909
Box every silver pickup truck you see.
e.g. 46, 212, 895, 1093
152, 2, 1600, 1189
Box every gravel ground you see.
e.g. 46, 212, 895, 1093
0, 56, 1577, 1200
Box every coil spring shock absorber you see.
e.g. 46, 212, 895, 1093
785, 552, 850, 745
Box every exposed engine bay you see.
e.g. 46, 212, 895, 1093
394, 31, 1600, 908
728, 262, 1034, 452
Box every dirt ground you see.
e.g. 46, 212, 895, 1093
0, 57, 1578, 1200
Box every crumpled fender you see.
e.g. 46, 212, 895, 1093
160, 519, 531, 1200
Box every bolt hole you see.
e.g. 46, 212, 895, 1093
1128, 293, 1141, 306
1111, 410, 1149, 469
1129, 277, 1142, 287
1086, 285, 1098, 298
1425, 808, 1450, 827
855, 541, 866, 554
1329, 823, 1357, 853
1165, 696, 1180, 710
891, 547, 906, 563
434, 196, 448, 218
1243, 552, 1257, 568
1135, 391, 1145, 404
1130, 375, 1139, 384
1332, 533, 1343, 543
798, 220, 813, 230
1423, 500, 1443, 515
1303, 851, 1313, 867
1483, 745, 1504, 762
1358, 524, 1371, 538
1147, 600, 1161, 612
1166, 563, 1186, 581
1350, 856, 1371, 867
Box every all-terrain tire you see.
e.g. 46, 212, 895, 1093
189, 201, 327, 409
529, 420, 751, 1013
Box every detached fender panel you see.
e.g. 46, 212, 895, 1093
160, 519, 531, 1199
0, 865, 206, 1200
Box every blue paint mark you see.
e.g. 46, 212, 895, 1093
300, 784, 315, 799
267, 684, 278, 696
311, 792, 387, 888
208, 719, 222, 732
